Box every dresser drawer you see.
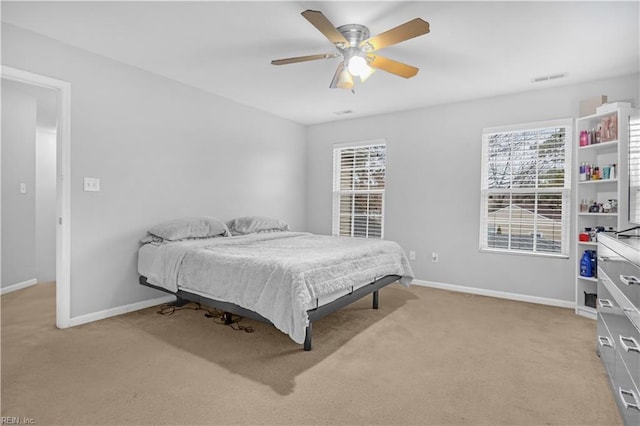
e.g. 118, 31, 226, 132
597, 315, 616, 379
598, 275, 624, 323
613, 351, 640, 426
598, 243, 640, 310
604, 307, 640, 391
617, 327, 640, 393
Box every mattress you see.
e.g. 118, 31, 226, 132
138, 232, 413, 343
138, 239, 374, 309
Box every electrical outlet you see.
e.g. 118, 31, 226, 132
409, 251, 416, 261
83, 177, 101, 192
432, 252, 439, 262
19, 183, 27, 194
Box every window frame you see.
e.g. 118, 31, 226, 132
332, 139, 387, 239
479, 118, 573, 258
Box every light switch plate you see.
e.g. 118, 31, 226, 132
19, 183, 27, 194
83, 177, 100, 192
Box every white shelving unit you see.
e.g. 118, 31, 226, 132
574, 105, 633, 319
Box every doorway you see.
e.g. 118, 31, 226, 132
1, 66, 71, 328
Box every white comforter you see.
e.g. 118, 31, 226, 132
145, 232, 414, 344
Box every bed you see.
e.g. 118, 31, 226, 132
137, 216, 414, 350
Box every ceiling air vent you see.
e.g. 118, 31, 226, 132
531, 73, 568, 83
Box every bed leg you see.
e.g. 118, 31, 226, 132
303, 323, 312, 351
173, 296, 188, 307
372, 290, 379, 309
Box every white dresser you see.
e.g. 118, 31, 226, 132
597, 233, 640, 425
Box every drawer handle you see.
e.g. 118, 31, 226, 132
598, 336, 613, 348
598, 298, 614, 309
618, 387, 640, 411
619, 335, 640, 353
620, 275, 640, 286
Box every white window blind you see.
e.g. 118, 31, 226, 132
332, 141, 386, 238
480, 119, 572, 256
629, 112, 640, 224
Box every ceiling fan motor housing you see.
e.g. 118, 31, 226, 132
336, 24, 370, 49
336, 23, 372, 72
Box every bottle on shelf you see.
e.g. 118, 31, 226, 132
580, 131, 588, 146
580, 250, 593, 277
578, 162, 618, 181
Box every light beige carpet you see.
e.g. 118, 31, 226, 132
1, 282, 621, 425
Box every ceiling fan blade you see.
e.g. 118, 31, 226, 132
367, 54, 419, 78
271, 53, 339, 66
301, 10, 349, 47
360, 18, 430, 51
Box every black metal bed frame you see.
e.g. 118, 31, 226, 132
139, 274, 400, 351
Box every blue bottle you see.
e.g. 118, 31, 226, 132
589, 250, 597, 278
580, 251, 593, 277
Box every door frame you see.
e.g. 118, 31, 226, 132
1, 65, 71, 328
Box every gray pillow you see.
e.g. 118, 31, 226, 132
227, 216, 290, 235
148, 217, 230, 241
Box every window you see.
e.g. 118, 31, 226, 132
480, 119, 572, 257
332, 140, 386, 238
629, 113, 640, 224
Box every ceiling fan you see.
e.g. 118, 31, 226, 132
271, 10, 430, 90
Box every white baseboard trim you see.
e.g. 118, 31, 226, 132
0, 278, 38, 295
67, 295, 176, 328
412, 279, 575, 309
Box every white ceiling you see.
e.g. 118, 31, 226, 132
2, 1, 639, 125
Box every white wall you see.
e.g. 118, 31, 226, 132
1, 82, 37, 287
1, 24, 307, 318
35, 128, 57, 283
1, 81, 58, 289
306, 73, 640, 303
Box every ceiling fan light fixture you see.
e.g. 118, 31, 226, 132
347, 55, 371, 77
357, 60, 375, 82
336, 68, 354, 89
